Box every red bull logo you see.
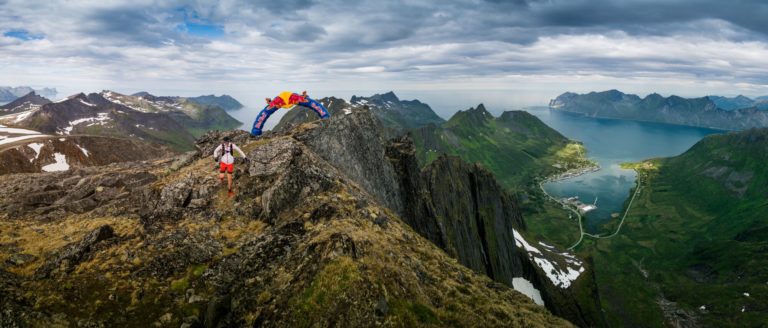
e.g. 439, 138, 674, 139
255, 112, 267, 128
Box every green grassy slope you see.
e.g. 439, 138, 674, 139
588, 128, 768, 327
170, 101, 242, 138
409, 104, 594, 190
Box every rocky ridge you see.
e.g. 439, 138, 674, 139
0, 106, 574, 327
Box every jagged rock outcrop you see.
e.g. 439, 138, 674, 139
0, 106, 573, 327
293, 106, 404, 216
35, 225, 115, 278
0, 161, 160, 221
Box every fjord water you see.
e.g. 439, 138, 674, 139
524, 107, 723, 233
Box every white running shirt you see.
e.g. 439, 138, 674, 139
213, 142, 246, 164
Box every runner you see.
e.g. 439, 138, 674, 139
213, 136, 247, 195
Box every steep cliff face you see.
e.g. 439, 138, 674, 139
293, 105, 404, 216
386, 136, 604, 327
0, 107, 572, 327
420, 155, 527, 282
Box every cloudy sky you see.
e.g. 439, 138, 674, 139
2, 0, 768, 115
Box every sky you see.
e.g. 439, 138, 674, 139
2, 0, 768, 117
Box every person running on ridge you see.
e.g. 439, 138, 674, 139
250, 90, 330, 136
213, 136, 247, 194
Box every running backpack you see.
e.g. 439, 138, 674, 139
216, 143, 234, 162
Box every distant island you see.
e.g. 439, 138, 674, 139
549, 90, 768, 131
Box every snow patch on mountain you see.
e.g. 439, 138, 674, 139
1, 102, 41, 113
514, 229, 585, 289
79, 99, 97, 107
27, 142, 43, 161
42, 153, 69, 172
0, 107, 40, 124
77, 144, 89, 157
61, 113, 111, 134
514, 229, 542, 255
0, 127, 41, 135
512, 277, 545, 306
0, 135, 46, 146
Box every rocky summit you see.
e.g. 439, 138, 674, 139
0, 105, 575, 327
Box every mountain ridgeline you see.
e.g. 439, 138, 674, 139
133, 92, 245, 111
409, 104, 594, 189
350, 91, 445, 131
0, 104, 582, 327
708, 95, 768, 111
550, 90, 768, 130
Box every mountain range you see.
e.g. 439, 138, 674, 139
707, 95, 768, 110
550, 90, 768, 130
0, 103, 580, 327
0, 91, 242, 153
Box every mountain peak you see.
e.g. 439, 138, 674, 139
0, 91, 51, 112
373, 91, 399, 102
132, 91, 153, 97
68, 92, 88, 101
446, 103, 493, 127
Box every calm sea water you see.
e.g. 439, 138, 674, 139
524, 107, 724, 233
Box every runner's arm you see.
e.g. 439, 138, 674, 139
213, 145, 222, 161
233, 144, 247, 158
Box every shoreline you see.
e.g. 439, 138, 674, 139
543, 163, 601, 183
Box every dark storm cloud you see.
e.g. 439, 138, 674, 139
243, 0, 317, 14
82, 7, 175, 46
528, 0, 768, 37
262, 22, 326, 42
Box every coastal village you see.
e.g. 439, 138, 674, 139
560, 196, 598, 215
541, 162, 602, 217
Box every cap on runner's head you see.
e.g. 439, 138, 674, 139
223, 136, 231, 142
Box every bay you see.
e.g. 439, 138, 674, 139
524, 107, 723, 233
